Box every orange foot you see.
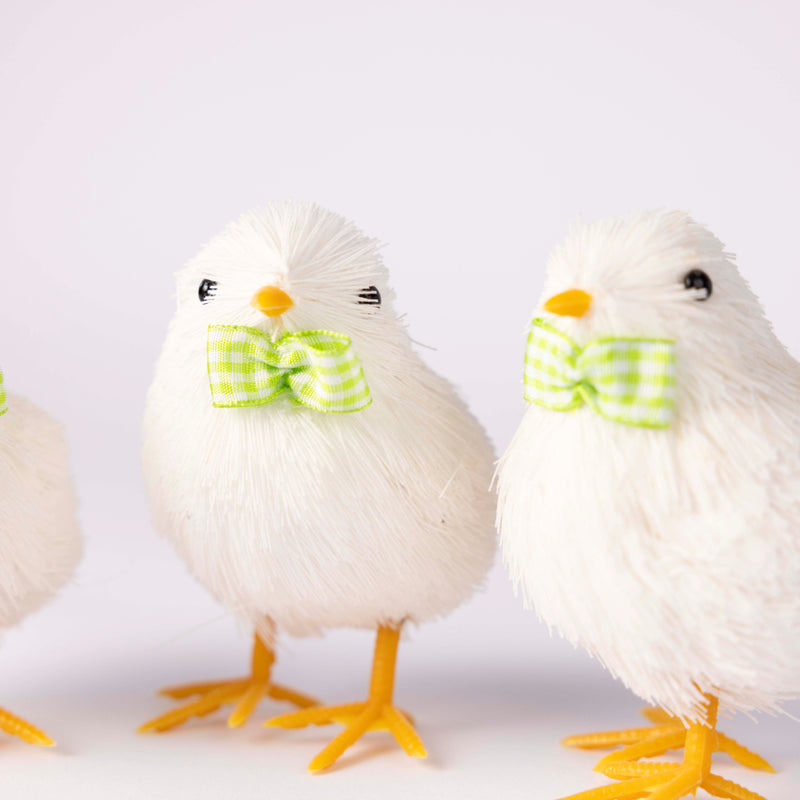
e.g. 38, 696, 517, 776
559, 697, 772, 800
138, 634, 317, 733
0, 706, 54, 747
564, 706, 774, 774
265, 624, 426, 772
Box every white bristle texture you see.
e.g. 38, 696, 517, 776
497, 209, 800, 722
0, 393, 82, 630
143, 201, 496, 640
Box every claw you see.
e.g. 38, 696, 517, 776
158, 680, 231, 699
716, 734, 775, 773
0, 707, 55, 747
308, 709, 378, 772
267, 703, 364, 729
641, 708, 676, 725
557, 774, 660, 800
564, 727, 674, 750
595, 731, 687, 773
703, 773, 768, 800
228, 681, 269, 728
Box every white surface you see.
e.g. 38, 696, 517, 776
1, 1, 799, 798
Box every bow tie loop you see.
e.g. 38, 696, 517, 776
524, 319, 676, 429
207, 326, 371, 413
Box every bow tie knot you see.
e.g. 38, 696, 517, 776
524, 319, 676, 429
207, 325, 371, 413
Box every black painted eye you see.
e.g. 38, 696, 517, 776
198, 279, 218, 304
683, 269, 712, 301
358, 285, 381, 306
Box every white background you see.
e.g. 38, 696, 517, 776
1, 1, 799, 798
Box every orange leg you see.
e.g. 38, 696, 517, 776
266, 623, 426, 772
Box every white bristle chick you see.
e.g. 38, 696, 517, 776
496, 209, 799, 800
140, 200, 496, 771
0, 386, 82, 748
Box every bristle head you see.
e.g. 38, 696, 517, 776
175, 200, 396, 343
534, 209, 787, 409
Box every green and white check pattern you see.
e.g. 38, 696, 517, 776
0, 369, 7, 417
524, 318, 676, 429
207, 325, 371, 413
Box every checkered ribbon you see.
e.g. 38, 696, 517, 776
0, 369, 7, 417
207, 325, 371, 413
524, 318, 676, 429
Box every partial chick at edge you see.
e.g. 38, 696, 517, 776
0, 390, 82, 748
497, 209, 799, 800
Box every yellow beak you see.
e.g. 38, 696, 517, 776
250, 285, 294, 317
544, 289, 592, 318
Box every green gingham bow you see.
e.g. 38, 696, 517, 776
0, 369, 7, 417
524, 319, 676, 429
207, 325, 371, 413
